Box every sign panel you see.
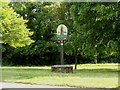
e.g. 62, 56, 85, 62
57, 24, 68, 40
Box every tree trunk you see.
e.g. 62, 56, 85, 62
95, 57, 97, 64
74, 54, 77, 70
95, 45, 98, 64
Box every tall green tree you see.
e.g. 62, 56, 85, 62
3, 2, 60, 65
0, 1, 33, 47
70, 2, 119, 64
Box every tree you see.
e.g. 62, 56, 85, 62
2, 2, 60, 65
0, 1, 34, 47
2, 2, 119, 66
70, 2, 119, 64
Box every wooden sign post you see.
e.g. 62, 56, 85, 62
51, 24, 73, 73
57, 24, 68, 65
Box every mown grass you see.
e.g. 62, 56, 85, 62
0, 63, 119, 88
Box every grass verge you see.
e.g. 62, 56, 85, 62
1, 63, 119, 88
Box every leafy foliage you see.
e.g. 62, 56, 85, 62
2, 2, 119, 66
0, 1, 34, 47
69, 2, 119, 63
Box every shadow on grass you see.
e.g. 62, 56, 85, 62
2, 67, 119, 72
77, 68, 119, 72
2, 68, 119, 80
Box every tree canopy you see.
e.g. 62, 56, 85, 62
0, 1, 34, 47
69, 2, 119, 63
2, 1, 119, 66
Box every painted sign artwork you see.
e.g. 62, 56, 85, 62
57, 24, 68, 36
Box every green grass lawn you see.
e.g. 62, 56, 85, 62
0, 63, 119, 88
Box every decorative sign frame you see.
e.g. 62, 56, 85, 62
57, 24, 68, 41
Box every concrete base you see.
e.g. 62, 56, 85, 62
51, 65, 73, 73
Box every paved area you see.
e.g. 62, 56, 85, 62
0, 82, 117, 90
0, 82, 73, 88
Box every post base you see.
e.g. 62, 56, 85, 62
51, 65, 73, 73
